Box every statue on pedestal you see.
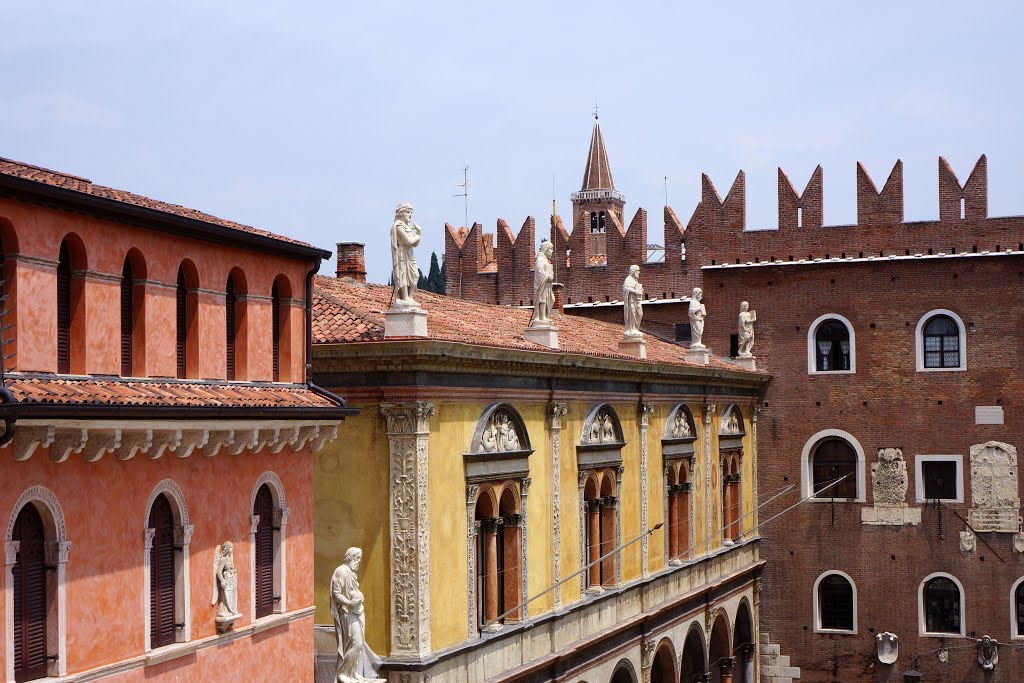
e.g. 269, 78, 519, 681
623, 265, 644, 337
737, 301, 756, 356
390, 202, 423, 309
532, 241, 555, 326
331, 548, 384, 683
211, 542, 241, 633
688, 288, 707, 348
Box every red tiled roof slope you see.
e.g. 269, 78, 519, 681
313, 276, 747, 371
0, 157, 311, 247
6, 375, 338, 408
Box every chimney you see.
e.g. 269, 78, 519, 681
552, 282, 565, 315
337, 242, 366, 282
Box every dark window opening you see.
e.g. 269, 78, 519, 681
675, 323, 692, 343
923, 315, 960, 368
1016, 583, 1024, 636
254, 484, 275, 619
149, 495, 177, 650
175, 268, 187, 379
271, 282, 281, 382
729, 334, 739, 358
812, 438, 857, 499
815, 320, 851, 371
56, 242, 71, 374
924, 577, 961, 634
922, 460, 958, 500
819, 575, 854, 630
13, 504, 48, 682
120, 259, 133, 377
225, 276, 236, 381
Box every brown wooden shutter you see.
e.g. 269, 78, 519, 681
271, 282, 280, 382
254, 485, 275, 618
13, 504, 48, 682
225, 277, 236, 381
120, 260, 133, 377
176, 268, 187, 379
149, 495, 177, 649
56, 242, 71, 374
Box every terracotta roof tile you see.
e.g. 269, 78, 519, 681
313, 276, 747, 371
5, 375, 339, 408
0, 157, 311, 247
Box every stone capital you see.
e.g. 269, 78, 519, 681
381, 402, 435, 435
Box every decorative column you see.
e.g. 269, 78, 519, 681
587, 498, 601, 588
740, 644, 755, 683
639, 403, 654, 576
614, 465, 624, 583
718, 656, 735, 683
548, 403, 567, 607
750, 403, 760, 534
703, 404, 716, 555
465, 484, 479, 636
519, 477, 531, 619
641, 639, 657, 683
481, 517, 500, 630
601, 496, 616, 586
667, 486, 679, 560
381, 401, 435, 659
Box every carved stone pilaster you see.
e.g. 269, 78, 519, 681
465, 483, 479, 636
520, 477, 531, 619
4, 540, 19, 565
548, 402, 566, 607
639, 403, 654, 575
641, 638, 657, 683
703, 404, 716, 553
750, 403, 760, 533
381, 401, 435, 659
615, 466, 624, 583
578, 470, 588, 599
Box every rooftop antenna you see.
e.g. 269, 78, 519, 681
453, 165, 470, 229
593, 98, 599, 121
551, 173, 556, 217
664, 176, 669, 206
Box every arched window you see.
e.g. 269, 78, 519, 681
176, 268, 187, 378
144, 481, 191, 651
723, 455, 741, 542
56, 242, 72, 374
271, 281, 281, 382
474, 490, 499, 632
916, 310, 966, 371
578, 405, 623, 592
225, 275, 237, 380
663, 405, 696, 564
224, 269, 249, 381
12, 504, 47, 681
921, 574, 964, 636
119, 251, 146, 377
1012, 577, 1024, 638
598, 211, 606, 232
810, 316, 853, 373
811, 439, 858, 499
176, 260, 199, 379
251, 473, 288, 620
814, 571, 856, 633
590, 212, 598, 233
254, 484, 275, 619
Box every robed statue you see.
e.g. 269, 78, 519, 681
688, 287, 707, 348
532, 241, 555, 325
211, 542, 241, 632
623, 265, 644, 337
390, 202, 422, 309
331, 547, 384, 683
737, 301, 756, 356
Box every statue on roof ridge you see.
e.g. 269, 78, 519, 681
390, 202, 422, 310
531, 240, 555, 326
623, 265, 644, 337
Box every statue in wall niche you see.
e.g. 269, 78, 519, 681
331, 548, 385, 683
688, 288, 707, 348
390, 202, 423, 309
671, 410, 692, 439
211, 542, 241, 632
532, 240, 555, 326
875, 632, 898, 665
977, 635, 998, 670
871, 448, 908, 506
497, 414, 520, 451
622, 265, 644, 337
737, 301, 756, 356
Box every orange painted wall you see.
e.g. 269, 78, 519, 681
0, 444, 315, 677
0, 197, 312, 381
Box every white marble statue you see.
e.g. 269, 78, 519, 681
737, 301, 756, 356
331, 548, 384, 683
622, 265, 644, 337
671, 410, 691, 439
481, 420, 498, 452
688, 288, 706, 348
211, 542, 241, 631
498, 415, 520, 451
532, 241, 555, 325
390, 202, 423, 309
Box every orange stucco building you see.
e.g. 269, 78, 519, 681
0, 158, 355, 682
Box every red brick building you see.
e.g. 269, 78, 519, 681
445, 124, 1024, 681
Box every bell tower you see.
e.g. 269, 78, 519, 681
570, 114, 625, 266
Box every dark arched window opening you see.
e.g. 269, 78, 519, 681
271, 281, 281, 382
815, 320, 850, 371
176, 268, 187, 379
225, 276, 237, 381
819, 574, 854, 630
599, 211, 606, 232
474, 493, 498, 631
12, 504, 48, 682
56, 242, 71, 374
590, 212, 598, 233
120, 259, 133, 376
812, 439, 857, 499
923, 315, 960, 368
149, 495, 177, 650
924, 577, 961, 634
254, 484, 275, 619
1015, 582, 1024, 636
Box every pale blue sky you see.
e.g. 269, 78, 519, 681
3, 2, 1022, 282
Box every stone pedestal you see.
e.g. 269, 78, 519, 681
685, 345, 710, 365
524, 322, 559, 349
861, 504, 921, 526
734, 353, 756, 370
618, 335, 646, 359
384, 307, 428, 338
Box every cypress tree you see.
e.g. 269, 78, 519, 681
427, 252, 443, 293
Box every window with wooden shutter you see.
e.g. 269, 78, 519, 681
120, 259, 133, 376
149, 495, 177, 649
254, 484, 276, 618
176, 268, 187, 379
271, 282, 280, 382
13, 504, 48, 682
56, 242, 71, 374
225, 276, 236, 381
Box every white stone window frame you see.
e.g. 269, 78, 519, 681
918, 571, 966, 638
812, 570, 858, 635
143, 479, 193, 653
250, 471, 288, 621
915, 309, 967, 373
807, 313, 856, 375
5, 486, 71, 681
914, 454, 964, 503
1009, 576, 1024, 641
800, 429, 866, 503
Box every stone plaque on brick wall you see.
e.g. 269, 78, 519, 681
968, 441, 1020, 533
975, 406, 1004, 425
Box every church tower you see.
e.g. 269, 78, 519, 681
570, 115, 625, 265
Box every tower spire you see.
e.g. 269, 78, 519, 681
580, 118, 616, 192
